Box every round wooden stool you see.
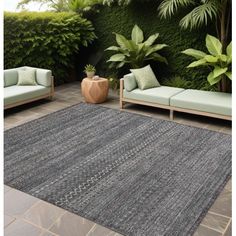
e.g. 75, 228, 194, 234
81, 77, 109, 104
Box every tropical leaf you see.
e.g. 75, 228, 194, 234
187, 58, 207, 68
207, 73, 222, 85
225, 71, 232, 80
158, 0, 195, 19
116, 61, 126, 68
107, 53, 125, 62
131, 25, 144, 44
179, 1, 219, 30
105, 46, 121, 51
114, 33, 130, 50
212, 66, 228, 77
182, 48, 207, 59
218, 54, 227, 62
148, 52, 168, 64
145, 44, 168, 56
206, 34, 222, 56
143, 33, 159, 46
207, 66, 228, 85
226, 41, 232, 57
204, 55, 218, 63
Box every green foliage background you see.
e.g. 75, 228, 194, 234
4, 12, 96, 84
86, 1, 216, 90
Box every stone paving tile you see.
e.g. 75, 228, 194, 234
223, 220, 232, 236
4, 215, 16, 228
193, 225, 222, 236
23, 201, 65, 229
86, 224, 117, 236
5, 188, 39, 217
49, 212, 95, 236
39, 230, 59, 236
5, 219, 42, 236
201, 212, 230, 233
4, 185, 13, 194
209, 189, 232, 217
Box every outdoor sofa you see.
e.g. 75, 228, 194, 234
120, 74, 232, 121
4, 66, 54, 109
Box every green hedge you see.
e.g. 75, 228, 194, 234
4, 12, 96, 84
86, 2, 215, 89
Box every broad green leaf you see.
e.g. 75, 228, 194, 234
105, 46, 121, 51
226, 42, 232, 57
218, 54, 227, 62
114, 33, 130, 50
107, 53, 125, 62
225, 71, 232, 80
143, 33, 159, 46
207, 66, 228, 85
204, 55, 218, 63
206, 34, 222, 56
116, 61, 125, 69
212, 66, 228, 78
207, 73, 222, 85
131, 25, 144, 44
146, 53, 168, 64
227, 56, 232, 64
187, 59, 207, 68
182, 49, 207, 59
145, 44, 168, 56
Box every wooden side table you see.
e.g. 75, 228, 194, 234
81, 77, 109, 104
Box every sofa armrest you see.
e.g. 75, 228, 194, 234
36, 68, 52, 87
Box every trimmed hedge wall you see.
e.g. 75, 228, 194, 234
4, 12, 96, 84
86, 2, 216, 89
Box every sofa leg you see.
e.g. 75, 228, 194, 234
120, 99, 125, 109
170, 110, 174, 120
48, 95, 54, 101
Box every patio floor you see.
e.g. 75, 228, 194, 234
4, 82, 232, 236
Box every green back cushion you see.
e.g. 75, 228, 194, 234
130, 65, 160, 90
124, 73, 137, 91
17, 69, 37, 86
4, 69, 18, 87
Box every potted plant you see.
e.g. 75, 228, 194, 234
84, 64, 96, 78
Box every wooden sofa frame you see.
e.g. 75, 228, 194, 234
4, 76, 54, 110
120, 79, 232, 121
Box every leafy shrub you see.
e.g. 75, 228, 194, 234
4, 12, 96, 84
182, 34, 231, 87
162, 76, 218, 91
106, 24, 168, 69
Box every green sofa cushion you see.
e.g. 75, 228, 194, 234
170, 89, 232, 116
123, 86, 184, 106
21, 66, 52, 87
17, 68, 37, 86
4, 85, 51, 106
130, 65, 160, 90
4, 69, 18, 87
124, 73, 137, 92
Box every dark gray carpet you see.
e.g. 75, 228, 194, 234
4, 103, 231, 236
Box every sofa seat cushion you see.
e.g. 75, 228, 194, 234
170, 89, 232, 116
123, 86, 185, 106
4, 85, 51, 106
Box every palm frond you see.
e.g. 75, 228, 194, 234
180, 0, 221, 29
158, 0, 195, 18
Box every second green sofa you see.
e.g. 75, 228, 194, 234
120, 76, 232, 121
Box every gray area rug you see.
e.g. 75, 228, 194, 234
4, 103, 231, 236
